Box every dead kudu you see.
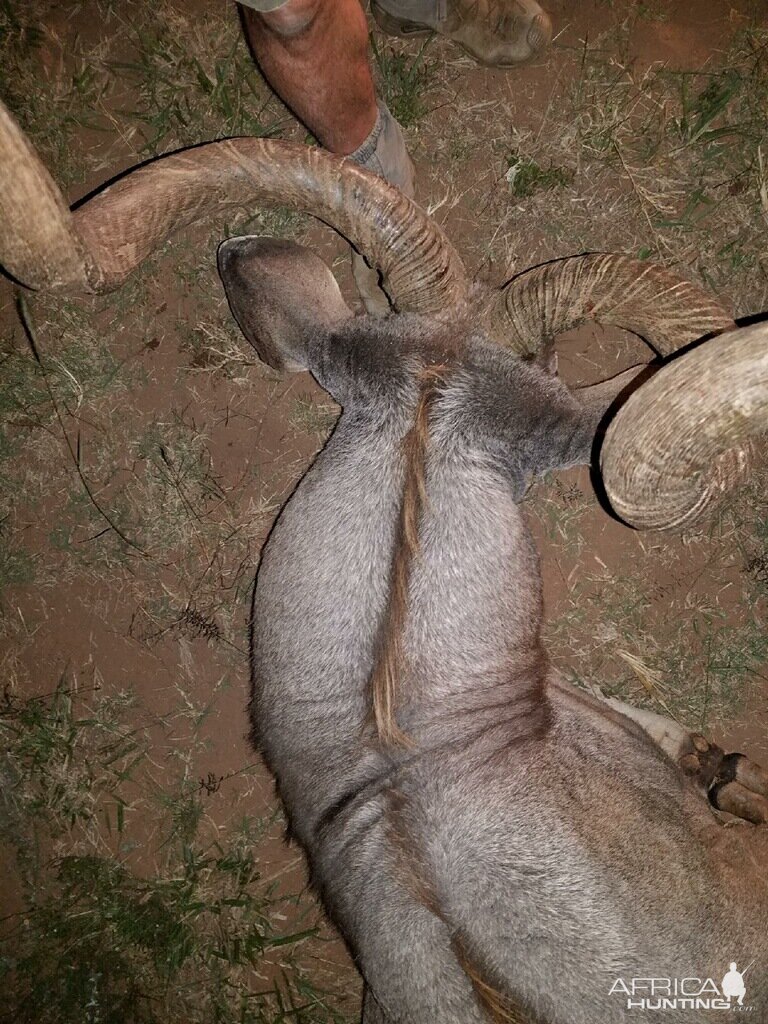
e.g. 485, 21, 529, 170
2, 98, 768, 1023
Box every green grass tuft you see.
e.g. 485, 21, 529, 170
506, 153, 573, 198
370, 33, 438, 129
0, 682, 351, 1024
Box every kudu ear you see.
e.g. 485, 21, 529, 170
217, 236, 353, 372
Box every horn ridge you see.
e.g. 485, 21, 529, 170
0, 100, 469, 315
487, 253, 734, 357
600, 320, 768, 530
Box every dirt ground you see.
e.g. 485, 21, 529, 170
1, 0, 767, 1020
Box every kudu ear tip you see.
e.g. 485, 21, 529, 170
216, 234, 265, 278
216, 235, 275, 363
217, 235, 321, 290
215, 236, 239, 272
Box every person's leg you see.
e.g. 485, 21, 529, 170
241, 0, 413, 190
240, 0, 377, 155
241, 0, 415, 313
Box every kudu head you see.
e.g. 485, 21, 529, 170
1, 96, 766, 534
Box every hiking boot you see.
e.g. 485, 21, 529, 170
348, 101, 416, 315
371, 0, 552, 67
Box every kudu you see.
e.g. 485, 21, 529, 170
2, 97, 768, 1023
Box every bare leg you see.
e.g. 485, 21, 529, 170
241, 0, 377, 155
240, 0, 414, 313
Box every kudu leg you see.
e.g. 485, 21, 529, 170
604, 698, 768, 825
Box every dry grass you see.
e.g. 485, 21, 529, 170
0, 677, 353, 1024
0, 0, 767, 1017
399, 12, 768, 314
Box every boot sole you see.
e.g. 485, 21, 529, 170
370, 2, 546, 68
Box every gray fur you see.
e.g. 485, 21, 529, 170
221, 238, 768, 1024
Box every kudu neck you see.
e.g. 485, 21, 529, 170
370, 364, 550, 748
